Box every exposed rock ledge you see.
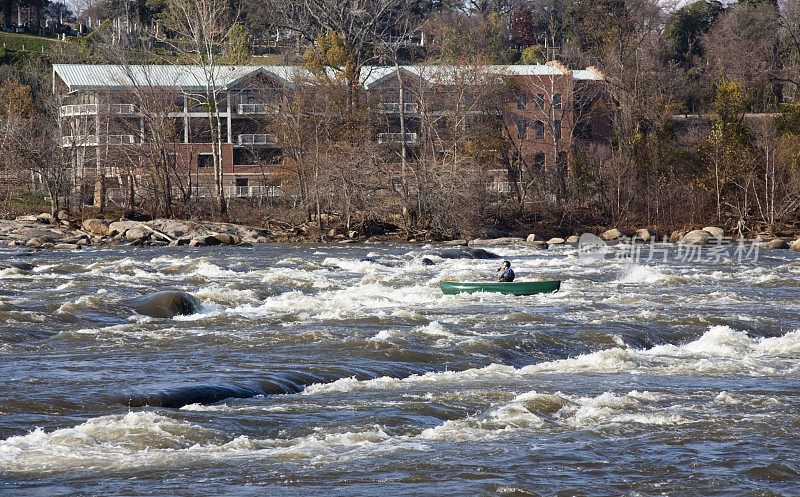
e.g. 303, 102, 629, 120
1, 215, 274, 249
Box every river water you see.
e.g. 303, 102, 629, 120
1, 241, 798, 496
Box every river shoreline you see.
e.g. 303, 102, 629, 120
3, 212, 800, 252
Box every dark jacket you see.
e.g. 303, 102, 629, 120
497, 268, 515, 282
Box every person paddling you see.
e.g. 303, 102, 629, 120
496, 260, 515, 282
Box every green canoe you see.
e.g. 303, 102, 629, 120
439, 280, 561, 295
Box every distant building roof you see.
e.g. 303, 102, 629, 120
53, 63, 603, 92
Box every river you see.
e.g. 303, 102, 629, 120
1, 241, 798, 496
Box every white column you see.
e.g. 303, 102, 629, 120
226, 92, 232, 144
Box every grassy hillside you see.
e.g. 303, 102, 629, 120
0, 31, 59, 53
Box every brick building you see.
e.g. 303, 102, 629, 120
52, 62, 605, 203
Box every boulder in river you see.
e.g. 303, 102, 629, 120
764, 239, 789, 250
82, 218, 112, 236
547, 237, 565, 245
468, 237, 525, 246
635, 229, 652, 242
791, 238, 800, 252
702, 226, 725, 238
132, 290, 201, 318
681, 229, 712, 246
438, 247, 500, 259
669, 230, 687, 243
526, 234, 545, 243
600, 228, 623, 241
566, 235, 580, 244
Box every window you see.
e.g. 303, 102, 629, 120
197, 153, 213, 168
235, 178, 249, 187
534, 151, 545, 169
552, 93, 562, 110
516, 93, 527, 110
534, 120, 544, 140
517, 121, 527, 140
553, 120, 561, 140
533, 152, 544, 169
557, 151, 568, 169
534, 93, 544, 110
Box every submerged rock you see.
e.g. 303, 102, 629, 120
132, 290, 201, 318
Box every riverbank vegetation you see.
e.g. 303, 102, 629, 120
3, 0, 800, 240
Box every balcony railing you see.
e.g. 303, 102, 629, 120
60, 103, 137, 117
377, 132, 417, 145
224, 185, 282, 198
60, 104, 98, 117
379, 102, 419, 114
110, 103, 136, 114
62, 134, 135, 147
238, 103, 277, 115
237, 133, 277, 145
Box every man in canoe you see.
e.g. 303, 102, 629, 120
496, 260, 515, 282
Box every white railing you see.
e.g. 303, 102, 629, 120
238, 103, 277, 114
60, 104, 98, 117
60, 103, 137, 117
109, 103, 136, 114
237, 133, 277, 145
377, 132, 417, 144
62, 134, 134, 147
379, 102, 419, 114
223, 185, 282, 198
105, 134, 135, 145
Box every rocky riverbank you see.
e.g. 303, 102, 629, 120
4, 212, 800, 253
0, 213, 273, 249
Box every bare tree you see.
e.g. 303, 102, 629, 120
164, 0, 238, 216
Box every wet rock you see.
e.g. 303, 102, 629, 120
547, 237, 565, 245
421, 257, 435, 266
442, 239, 468, 246
36, 213, 53, 224
132, 290, 201, 318
125, 225, 152, 241
54, 243, 81, 250
566, 235, 580, 244
635, 229, 652, 242
147, 219, 190, 239
438, 247, 500, 259
703, 226, 725, 238
212, 233, 241, 245
482, 228, 508, 239
765, 239, 789, 250
526, 234, 545, 243
82, 218, 112, 236
600, 228, 623, 241
189, 235, 222, 247
669, 230, 686, 243
681, 230, 712, 246
468, 237, 525, 246
791, 239, 800, 252
108, 220, 142, 238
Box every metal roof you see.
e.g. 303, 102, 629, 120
572, 68, 603, 81
53, 63, 600, 92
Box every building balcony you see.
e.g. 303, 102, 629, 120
237, 133, 277, 145
379, 102, 419, 114
62, 134, 135, 147
60, 104, 98, 117
224, 185, 282, 198
238, 103, 278, 115
377, 132, 417, 145
60, 103, 137, 117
